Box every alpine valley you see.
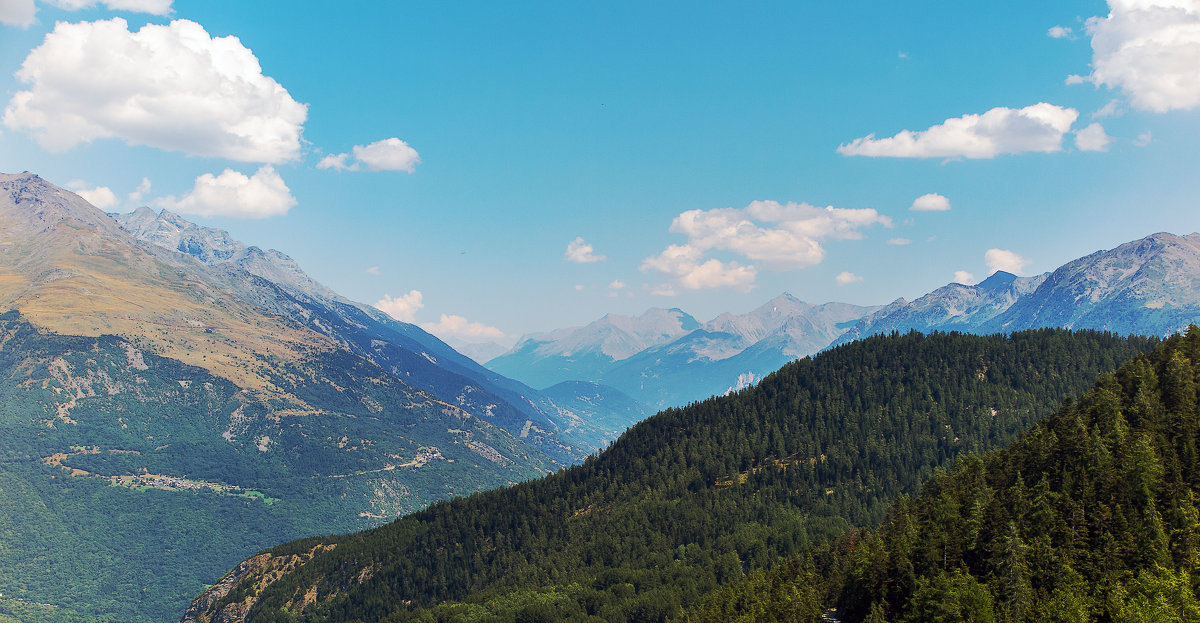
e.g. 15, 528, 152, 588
6, 172, 1200, 623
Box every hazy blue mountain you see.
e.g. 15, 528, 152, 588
489, 294, 878, 408
486, 307, 700, 389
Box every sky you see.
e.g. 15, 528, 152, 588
2, 0, 1199, 352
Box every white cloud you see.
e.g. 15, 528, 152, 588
1092, 99, 1124, 118
641, 244, 757, 291
564, 237, 606, 263
1081, 0, 1200, 112
837, 103, 1079, 159
316, 153, 353, 171
374, 290, 423, 322
608, 279, 625, 290
318, 138, 421, 173
888, 237, 912, 245
127, 177, 151, 204
4, 18, 306, 162
1075, 122, 1112, 151
641, 200, 890, 291
985, 248, 1031, 275
45, 0, 172, 14
574, 284, 585, 291
0, 0, 35, 26
364, 266, 380, 276
836, 271, 863, 285
354, 138, 420, 172
953, 270, 976, 284
910, 193, 951, 211
1134, 131, 1153, 146
66, 180, 118, 209
1048, 25, 1074, 38
155, 165, 296, 219
420, 314, 504, 342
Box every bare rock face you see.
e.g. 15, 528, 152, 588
180, 545, 337, 623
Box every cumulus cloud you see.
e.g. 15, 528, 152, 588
317, 138, 421, 173
0, 0, 36, 26
641, 200, 890, 291
420, 314, 505, 342
608, 279, 625, 290
66, 180, 118, 209
836, 271, 863, 285
642, 244, 757, 291
1075, 122, 1112, 151
985, 248, 1031, 275
911, 193, 951, 211
1048, 25, 1074, 38
4, 18, 306, 162
888, 237, 913, 245
837, 103, 1079, 159
1080, 0, 1200, 112
1134, 131, 1154, 146
155, 166, 296, 218
953, 270, 976, 284
374, 290, 423, 322
364, 266, 381, 276
564, 237, 606, 263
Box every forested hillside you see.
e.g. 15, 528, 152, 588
686, 327, 1200, 622
185, 329, 1156, 622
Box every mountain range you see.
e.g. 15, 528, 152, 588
488, 296, 878, 407
489, 232, 1200, 408
0, 172, 647, 622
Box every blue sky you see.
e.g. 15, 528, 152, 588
2, 0, 1199, 350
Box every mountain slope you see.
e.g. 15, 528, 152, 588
183, 329, 1156, 622
112, 207, 647, 459
0, 172, 622, 621
0, 311, 551, 623
0, 172, 321, 396
982, 232, 1200, 335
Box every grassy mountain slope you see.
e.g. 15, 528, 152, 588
184, 329, 1156, 622
0, 173, 321, 397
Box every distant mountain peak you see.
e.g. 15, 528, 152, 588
977, 270, 1017, 290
